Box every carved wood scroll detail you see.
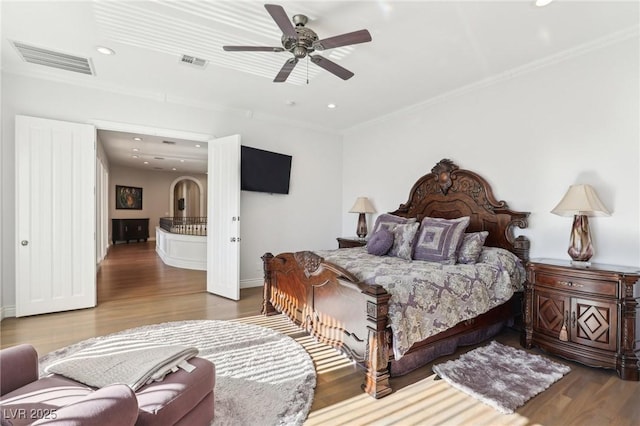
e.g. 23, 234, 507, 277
402, 159, 511, 216
432, 158, 458, 195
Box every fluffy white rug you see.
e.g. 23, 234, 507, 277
39, 319, 316, 426
432, 341, 570, 414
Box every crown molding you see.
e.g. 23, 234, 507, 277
344, 25, 639, 134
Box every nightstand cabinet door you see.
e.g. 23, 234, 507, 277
571, 297, 617, 351
533, 290, 569, 339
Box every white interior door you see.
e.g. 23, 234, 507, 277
207, 134, 241, 300
16, 115, 96, 317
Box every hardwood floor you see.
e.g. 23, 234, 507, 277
1, 242, 638, 425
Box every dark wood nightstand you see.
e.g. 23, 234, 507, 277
523, 259, 640, 380
337, 237, 367, 249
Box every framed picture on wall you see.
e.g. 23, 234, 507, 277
115, 185, 143, 210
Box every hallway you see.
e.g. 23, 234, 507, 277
98, 241, 205, 302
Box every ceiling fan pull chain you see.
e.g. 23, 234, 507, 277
306, 56, 309, 85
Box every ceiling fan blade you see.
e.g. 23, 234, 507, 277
274, 58, 298, 83
310, 55, 354, 80
265, 4, 297, 40
223, 46, 285, 52
312, 29, 372, 51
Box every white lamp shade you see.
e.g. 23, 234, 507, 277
349, 197, 376, 214
551, 184, 611, 217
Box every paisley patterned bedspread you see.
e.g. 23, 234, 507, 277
313, 247, 526, 359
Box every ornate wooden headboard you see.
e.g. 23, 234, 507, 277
390, 159, 530, 261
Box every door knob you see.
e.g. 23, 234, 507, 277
21, 240, 29, 246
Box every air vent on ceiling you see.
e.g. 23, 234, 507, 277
154, 167, 163, 170
162, 140, 176, 145
179, 54, 208, 69
11, 41, 94, 75
154, 157, 165, 160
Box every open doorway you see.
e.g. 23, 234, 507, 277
95, 124, 211, 297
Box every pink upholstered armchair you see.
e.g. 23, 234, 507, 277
0, 344, 138, 426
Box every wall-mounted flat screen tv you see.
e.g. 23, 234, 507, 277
241, 145, 292, 194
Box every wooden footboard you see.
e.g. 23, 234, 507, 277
262, 251, 393, 398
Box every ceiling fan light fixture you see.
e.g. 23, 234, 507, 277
327, 103, 336, 109
293, 46, 307, 58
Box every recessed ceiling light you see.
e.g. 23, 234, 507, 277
172, 168, 177, 171
327, 103, 336, 109
535, 0, 553, 6
133, 137, 142, 141
132, 155, 139, 159
132, 148, 139, 152
180, 159, 185, 163
96, 46, 115, 55
195, 144, 201, 148
143, 161, 149, 164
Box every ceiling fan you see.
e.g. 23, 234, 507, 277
223, 4, 372, 83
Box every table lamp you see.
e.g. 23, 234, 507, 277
551, 184, 610, 265
349, 197, 376, 239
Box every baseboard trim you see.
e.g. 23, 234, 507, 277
241, 278, 263, 289
0, 305, 16, 321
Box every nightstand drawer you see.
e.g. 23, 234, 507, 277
337, 237, 367, 249
535, 272, 617, 297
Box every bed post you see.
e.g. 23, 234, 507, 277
261, 253, 278, 316
361, 284, 393, 398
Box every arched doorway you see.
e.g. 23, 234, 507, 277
169, 176, 205, 218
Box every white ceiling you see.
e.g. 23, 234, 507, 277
98, 129, 209, 174
2, 1, 638, 173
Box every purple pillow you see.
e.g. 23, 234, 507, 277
371, 213, 416, 234
457, 231, 489, 264
388, 222, 420, 260
413, 216, 470, 264
366, 229, 394, 256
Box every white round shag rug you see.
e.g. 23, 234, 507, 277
39, 320, 316, 426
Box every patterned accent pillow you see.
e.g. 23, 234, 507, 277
371, 213, 417, 234
413, 216, 470, 264
366, 229, 395, 256
457, 231, 489, 264
388, 222, 420, 260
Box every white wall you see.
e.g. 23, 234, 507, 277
342, 37, 639, 267
1, 74, 343, 312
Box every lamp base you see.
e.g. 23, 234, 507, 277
567, 214, 594, 263
356, 213, 368, 239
